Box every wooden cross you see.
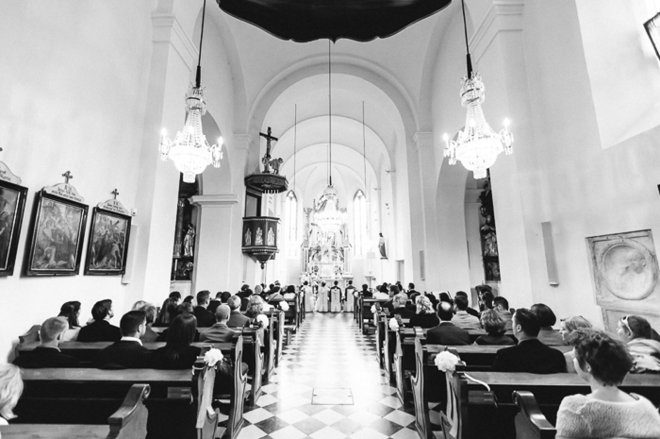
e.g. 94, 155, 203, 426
62, 171, 73, 184
111, 188, 119, 200
259, 127, 278, 173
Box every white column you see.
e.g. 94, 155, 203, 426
129, 10, 197, 305
469, 0, 533, 304
190, 194, 240, 292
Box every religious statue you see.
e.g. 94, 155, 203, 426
378, 232, 388, 259
255, 227, 263, 245
269, 157, 284, 175
267, 227, 275, 246
183, 225, 195, 257
244, 228, 251, 246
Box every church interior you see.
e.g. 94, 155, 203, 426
1, 0, 660, 438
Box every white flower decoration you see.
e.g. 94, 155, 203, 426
388, 318, 400, 331
434, 351, 461, 372
256, 314, 269, 327
280, 301, 290, 311
204, 348, 224, 367
370, 304, 377, 314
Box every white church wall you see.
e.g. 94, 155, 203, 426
0, 2, 156, 360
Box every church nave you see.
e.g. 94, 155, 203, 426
235, 313, 418, 439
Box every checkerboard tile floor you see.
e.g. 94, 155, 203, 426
230, 313, 420, 439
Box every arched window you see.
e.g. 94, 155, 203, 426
353, 190, 367, 256
285, 190, 298, 257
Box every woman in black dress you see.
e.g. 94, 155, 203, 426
152, 313, 199, 369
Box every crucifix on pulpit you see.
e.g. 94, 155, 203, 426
259, 126, 279, 174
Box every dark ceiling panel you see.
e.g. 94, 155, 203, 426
216, 0, 452, 42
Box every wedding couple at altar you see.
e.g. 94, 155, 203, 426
314, 280, 344, 313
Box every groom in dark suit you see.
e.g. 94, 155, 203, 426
492, 308, 566, 373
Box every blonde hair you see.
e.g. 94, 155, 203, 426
0, 364, 23, 420
415, 295, 433, 314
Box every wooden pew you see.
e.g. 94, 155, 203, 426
375, 312, 386, 369
513, 391, 556, 439
15, 336, 246, 439
265, 309, 285, 367
240, 327, 265, 405
0, 383, 150, 439
410, 339, 573, 438
283, 294, 300, 344
17, 341, 215, 365
448, 371, 660, 439
360, 298, 389, 335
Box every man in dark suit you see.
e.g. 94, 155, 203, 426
14, 317, 79, 368
95, 310, 152, 368
227, 295, 250, 327
77, 299, 121, 342
200, 305, 237, 342
492, 308, 566, 373
193, 290, 215, 327
426, 302, 470, 345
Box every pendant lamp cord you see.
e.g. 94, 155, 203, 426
293, 104, 297, 191
460, 0, 473, 78
328, 39, 333, 187
195, 0, 207, 88
362, 101, 367, 195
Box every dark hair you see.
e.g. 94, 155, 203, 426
493, 296, 509, 310
207, 300, 221, 315
164, 314, 197, 361
169, 291, 182, 301
573, 329, 633, 386
175, 302, 193, 316
196, 290, 210, 305
91, 299, 112, 321
454, 295, 469, 311
58, 301, 81, 328
623, 315, 653, 340
438, 292, 452, 304
408, 283, 415, 290
514, 308, 540, 337
120, 311, 146, 336
362, 284, 368, 290
480, 310, 506, 336
531, 303, 556, 327
437, 302, 454, 321
156, 298, 178, 326
183, 295, 194, 304
454, 291, 467, 298
285, 285, 296, 294
390, 285, 400, 295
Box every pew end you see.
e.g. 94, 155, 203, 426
513, 391, 556, 439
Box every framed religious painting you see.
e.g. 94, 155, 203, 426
84, 207, 131, 275
23, 190, 88, 276
0, 180, 28, 276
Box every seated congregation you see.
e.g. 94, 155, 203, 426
3, 283, 298, 439
365, 282, 660, 439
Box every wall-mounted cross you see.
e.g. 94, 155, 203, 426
62, 171, 73, 184
259, 126, 278, 173
111, 188, 119, 199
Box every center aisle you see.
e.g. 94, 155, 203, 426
237, 313, 419, 439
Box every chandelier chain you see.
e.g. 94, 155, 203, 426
460, 0, 473, 78
196, 0, 207, 88
328, 39, 333, 187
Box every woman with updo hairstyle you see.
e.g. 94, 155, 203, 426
474, 309, 515, 345
58, 300, 82, 341
531, 303, 563, 346
617, 314, 660, 373
556, 329, 660, 438
246, 295, 269, 328
0, 364, 23, 426
409, 295, 440, 329
559, 315, 592, 373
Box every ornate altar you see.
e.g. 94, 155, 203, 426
301, 185, 351, 281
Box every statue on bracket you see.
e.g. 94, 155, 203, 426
182, 224, 196, 257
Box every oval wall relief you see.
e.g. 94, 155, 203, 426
600, 240, 658, 300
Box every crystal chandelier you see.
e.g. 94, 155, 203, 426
442, 0, 513, 179
159, 0, 223, 183
315, 185, 343, 232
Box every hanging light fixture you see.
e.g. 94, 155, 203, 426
442, 0, 513, 180
159, 0, 223, 183
315, 41, 344, 233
